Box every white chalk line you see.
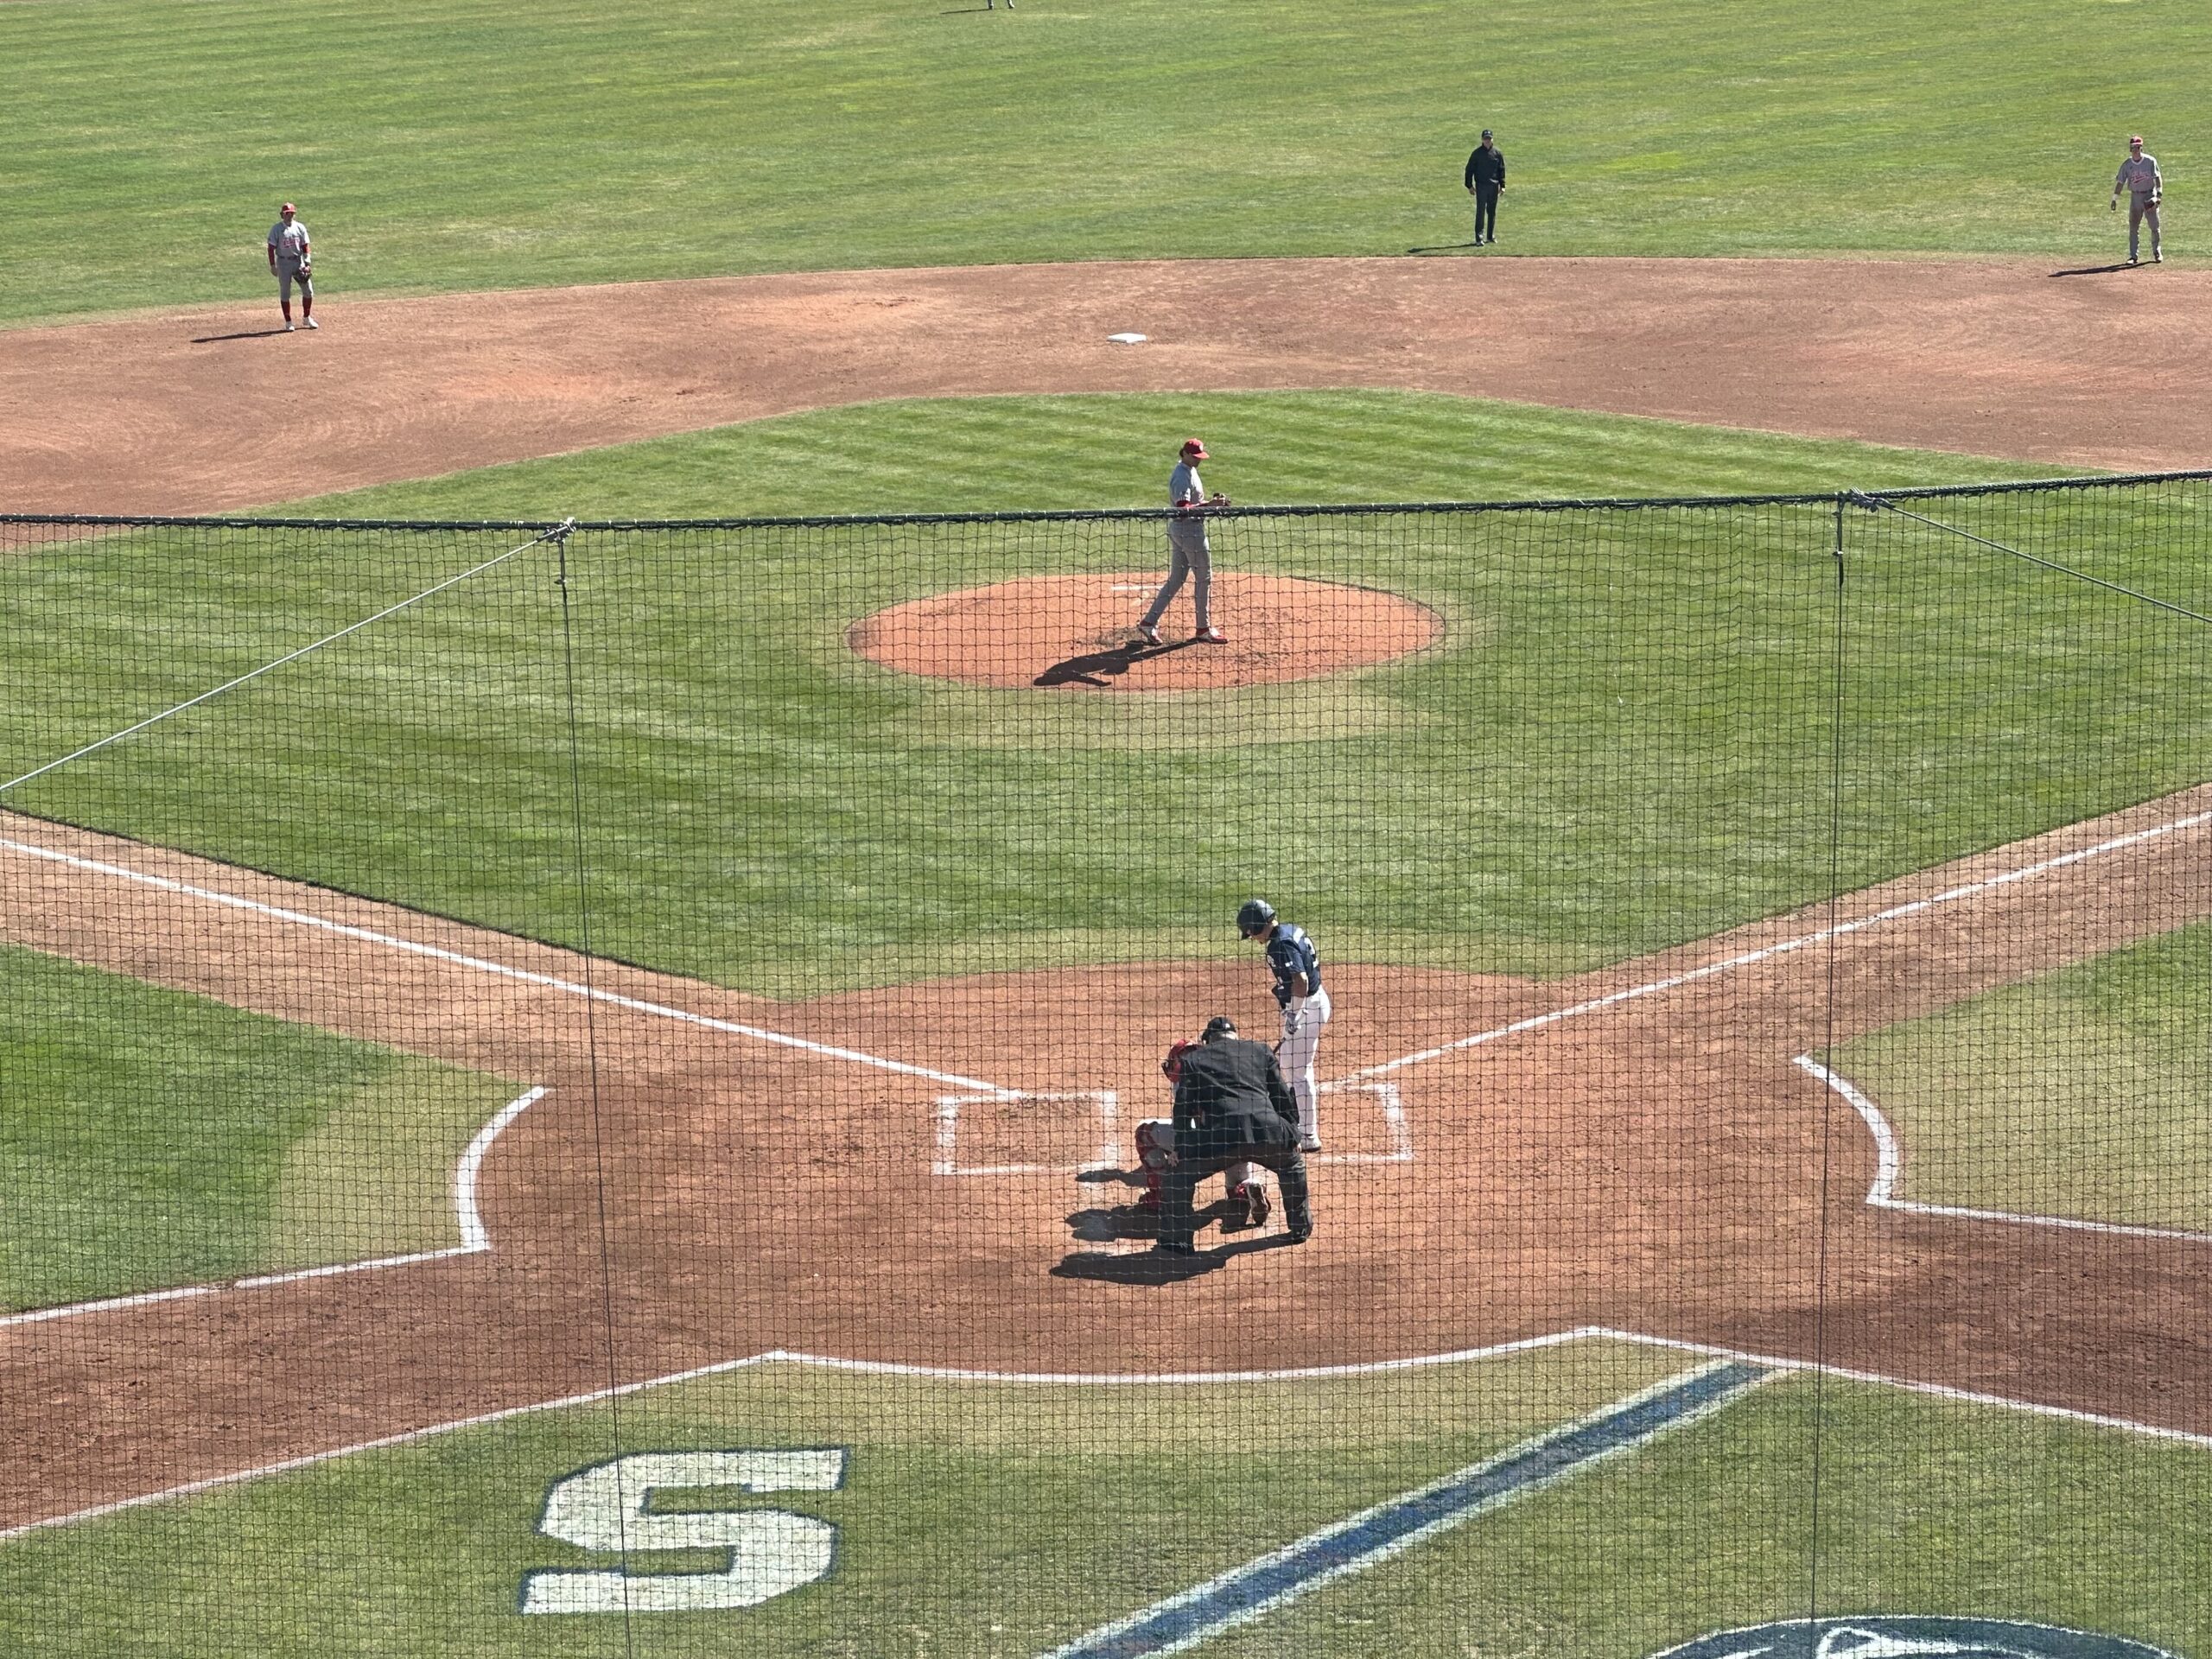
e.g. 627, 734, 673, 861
934, 1080, 1412, 1177
0, 1086, 550, 1328
1347, 806, 2212, 1081
14, 1319, 2211, 1548
1586, 1327, 2212, 1452
0, 1331, 1599, 1543
0, 835, 1011, 1097
1794, 1056, 2212, 1246
934, 1090, 1122, 1177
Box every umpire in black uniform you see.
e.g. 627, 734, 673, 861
1155, 1017, 1314, 1255
1465, 130, 1505, 245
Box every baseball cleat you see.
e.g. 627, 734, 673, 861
1298, 1136, 1322, 1154
283, 321, 295, 332
1196, 626, 1226, 644
1287, 1224, 1313, 1244
304, 317, 319, 328
1246, 1181, 1271, 1228
1137, 623, 1162, 646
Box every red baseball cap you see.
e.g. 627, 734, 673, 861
281, 202, 296, 213
1180, 438, 1208, 458
2129, 136, 2144, 145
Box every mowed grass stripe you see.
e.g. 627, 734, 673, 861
8, 391, 2200, 1001
2, 0, 2207, 325
0, 944, 524, 1311
1828, 923, 2212, 1235
291, 389, 2057, 522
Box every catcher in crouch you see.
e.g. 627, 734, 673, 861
1147, 1016, 1313, 1255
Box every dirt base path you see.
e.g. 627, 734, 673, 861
4, 791, 2212, 1532
5, 256, 2210, 517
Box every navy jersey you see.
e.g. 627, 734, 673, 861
1264, 924, 1322, 1007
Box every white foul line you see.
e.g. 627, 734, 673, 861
0, 836, 1012, 1097
0, 1085, 550, 1325
1349, 806, 2212, 1080
1795, 1055, 2212, 1246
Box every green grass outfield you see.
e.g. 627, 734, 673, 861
0, 944, 522, 1312
0, 1345, 2202, 1656
2, 0, 2206, 326
1827, 922, 2212, 1235
6, 391, 2209, 999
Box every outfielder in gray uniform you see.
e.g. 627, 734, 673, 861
2111, 136, 2163, 264
267, 203, 316, 330
1137, 438, 1230, 646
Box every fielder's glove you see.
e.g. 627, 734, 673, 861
296, 261, 313, 280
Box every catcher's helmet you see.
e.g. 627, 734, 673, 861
1161, 1038, 1198, 1081
1236, 899, 1276, 938
1201, 1015, 1237, 1041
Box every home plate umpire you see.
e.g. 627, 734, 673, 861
1149, 1016, 1314, 1256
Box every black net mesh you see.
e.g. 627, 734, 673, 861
1, 479, 2207, 1656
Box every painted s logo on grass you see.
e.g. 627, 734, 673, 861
521, 1448, 846, 1614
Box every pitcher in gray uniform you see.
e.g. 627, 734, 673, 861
1137, 438, 1230, 646
2111, 136, 2163, 264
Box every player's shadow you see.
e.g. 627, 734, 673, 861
1052, 1233, 1303, 1284
1407, 241, 1484, 255
2050, 261, 2145, 277
1033, 637, 1188, 688
192, 328, 296, 342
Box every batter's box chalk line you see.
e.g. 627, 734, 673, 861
932, 1080, 1411, 1177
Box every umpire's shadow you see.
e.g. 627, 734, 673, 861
1052, 1233, 1303, 1283
1034, 637, 1189, 688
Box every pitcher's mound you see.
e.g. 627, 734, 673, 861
849, 573, 1444, 690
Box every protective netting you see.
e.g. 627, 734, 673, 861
1, 477, 2207, 1656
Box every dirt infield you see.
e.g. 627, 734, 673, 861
849, 574, 1445, 690
5, 255, 2212, 516
3, 792, 2211, 1532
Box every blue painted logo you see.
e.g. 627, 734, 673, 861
1655, 1618, 2177, 1659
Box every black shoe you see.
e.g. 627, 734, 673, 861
1286, 1225, 1312, 1244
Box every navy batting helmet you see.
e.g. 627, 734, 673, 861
1236, 899, 1275, 938
1201, 1015, 1237, 1041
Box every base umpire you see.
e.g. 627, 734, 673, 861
1154, 1017, 1314, 1255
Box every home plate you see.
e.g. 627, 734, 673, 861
1107, 332, 1148, 345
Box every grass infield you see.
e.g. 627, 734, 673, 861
1, 0, 2206, 327
0, 944, 522, 1312
1827, 922, 2212, 1235
5, 391, 2205, 1000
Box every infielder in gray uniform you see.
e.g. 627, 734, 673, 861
267, 203, 316, 330
1137, 438, 1230, 646
2111, 136, 2163, 264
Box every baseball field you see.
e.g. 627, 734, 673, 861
3, 2, 2211, 1656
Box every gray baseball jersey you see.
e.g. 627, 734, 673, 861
268, 219, 311, 261
1168, 460, 1210, 553
2115, 155, 2161, 197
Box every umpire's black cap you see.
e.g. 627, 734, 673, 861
1201, 1015, 1237, 1041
